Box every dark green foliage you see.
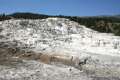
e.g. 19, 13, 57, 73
55, 15, 120, 36
0, 13, 11, 21
8, 12, 49, 19
0, 12, 120, 36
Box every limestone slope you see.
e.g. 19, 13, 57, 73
0, 18, 120, 80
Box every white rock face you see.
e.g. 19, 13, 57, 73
0, 18, 120, 80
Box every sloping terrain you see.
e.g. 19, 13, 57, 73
0, 18, 120, 80
1, 13, 120, 36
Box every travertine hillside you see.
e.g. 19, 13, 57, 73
0, 18, 120, 80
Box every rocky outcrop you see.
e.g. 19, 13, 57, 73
0, 18, 120, 80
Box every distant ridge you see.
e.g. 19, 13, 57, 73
8, 12, 49, 19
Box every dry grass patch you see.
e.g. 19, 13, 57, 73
17, 52, 80, 66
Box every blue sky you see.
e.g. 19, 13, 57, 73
0, 0, 120, 16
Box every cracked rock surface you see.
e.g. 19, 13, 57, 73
0, 18, 120, 80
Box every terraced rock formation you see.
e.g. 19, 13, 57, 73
0, 18, 120, 80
